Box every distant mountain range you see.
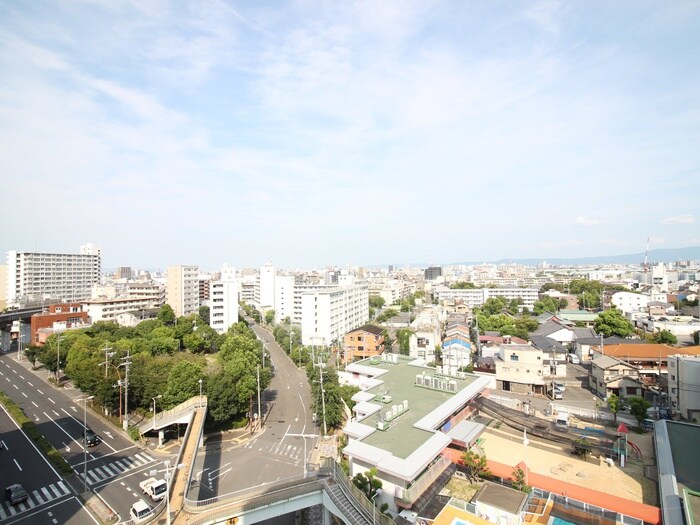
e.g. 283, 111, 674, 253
450, 246, 700, 267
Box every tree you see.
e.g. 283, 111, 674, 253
461, 449, 490, 482
594, 308, 634, 338
573, 436, 592, 461
650, 330, 677, 345
264, 310, 275, 325
369, 296, 385, 309
511, 467, 531, 493
352, 467, 383, 499
395, 328, 412, 355
163, 361, 205, 407
607, 393, 622, 424
451, 281, 476, 289
628, 396, 651, 425
157, 304, 176, 326
198, 306, 210, 325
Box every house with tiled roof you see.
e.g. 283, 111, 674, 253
589, 355, 644, 399
533, 319, 577, 346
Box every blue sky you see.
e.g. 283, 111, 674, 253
1, 1, 698, 271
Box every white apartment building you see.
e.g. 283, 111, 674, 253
255, 262, 276, 311
409, 309, 443, 362
494, 343, 565, 395
210, 264, 239, 334
125, 281, 166, 306
300, 283, 369, 346
166, 265, 199, 317
433, 286, 539, 309
274, 274, 295, 324
83, 296, 161, 323
668, 354, 700, 422
611, 291, 650, 314
6, 244, 102, 305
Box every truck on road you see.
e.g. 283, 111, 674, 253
139, 477, 167, 501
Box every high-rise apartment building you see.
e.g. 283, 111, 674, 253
300, 282, 369, 346
6, 244, 102, 305
210, 264, 239, 334
166, 265, 199, 317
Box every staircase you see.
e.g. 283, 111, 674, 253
325, 481, 372, 525
138, 396, 207, 435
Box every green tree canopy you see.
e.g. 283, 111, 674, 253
157, 304, 176, 326
594, 308, 634, 338
369, 296, 385, 308
650, 330, 677, 345
606, 393, 622, 424
628, 396, 651, 424
163, 361, 205, 407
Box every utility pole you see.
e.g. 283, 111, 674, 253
257, 365, 263, 430
120, 351, 132, 430
318, 357, 327, 436
55, 332, 60, 381
102, 345, 113, 378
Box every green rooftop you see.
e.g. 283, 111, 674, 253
356, 356, 478, 459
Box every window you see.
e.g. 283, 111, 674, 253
510, 354, 519, 362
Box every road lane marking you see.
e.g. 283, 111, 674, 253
14, 458, 22, 471
37, 389, 43, 394
27, 381, 33, 386
43, 411, 86, 451
32, 489, 44, 504
48, 397, 56, 404
19, 374, 24, 380
53, 409, 60, 417
13, 383, 18, 389
22, 391, 27, 397
61, 407, 118, 452
32, 401, 38, 407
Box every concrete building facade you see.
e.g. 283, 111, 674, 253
166, 265, 199, 317
210, 264, 239, 334
668, 353, 700, 422
300, 283, 369, 346
6, 244, 102, 305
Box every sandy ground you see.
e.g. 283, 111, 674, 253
478, 423, 658, 505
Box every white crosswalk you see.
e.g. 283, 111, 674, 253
0, 481, 70, 520
245, 440, 303, 462
77, 452, 155, 486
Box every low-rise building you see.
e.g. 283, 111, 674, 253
589, 355, 644, 399
493, 343, 565, 396
667, 352, 700, 422
343, 325, 385, 361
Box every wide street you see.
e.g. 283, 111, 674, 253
0, 403, 100, 525
0, 350, 174, 522
188, 317, 316, 500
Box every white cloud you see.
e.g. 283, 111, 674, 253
575, 216, 608, 226
661, 214, 695, 224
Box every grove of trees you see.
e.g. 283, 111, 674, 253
30, 306, 271, 431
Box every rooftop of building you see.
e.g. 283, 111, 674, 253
346, 324, 385, 336
594, 343, 700, 359
342, 354, 488, 480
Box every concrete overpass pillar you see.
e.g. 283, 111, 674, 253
158, 430, 165, 448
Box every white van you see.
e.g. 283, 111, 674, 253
555, 412, 570, 431
130, 499, 152, 523
568, 353, 580, 364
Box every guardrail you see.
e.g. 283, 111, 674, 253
139, 396, 207, 434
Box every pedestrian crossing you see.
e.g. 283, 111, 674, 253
245, 440, 305, 462
77, 452, 155, 486
0, 481, 70, 520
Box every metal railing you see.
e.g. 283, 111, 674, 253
330, 460, 397, 525
395, 454, 452, 505
139, 396, 207, 434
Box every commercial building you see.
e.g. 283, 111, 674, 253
83, 296, 162, 323
29, 303, 90, 345
210, 264, 239, 334
6, 244, 102, 305
166, 265, 199, 317
339, 355, 489, 512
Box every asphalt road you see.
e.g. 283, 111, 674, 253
188, 317, 316, 500
0, 351, 174, 522
0, 404, 100, 525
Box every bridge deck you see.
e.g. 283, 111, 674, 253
171, 406, 206, 523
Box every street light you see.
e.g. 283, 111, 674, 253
76, 395, 94, 493
152, 395, 162, 427
164, 459, 185, 525
198, 379, 203, 401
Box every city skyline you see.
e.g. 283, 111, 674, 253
1, 2, 699, 270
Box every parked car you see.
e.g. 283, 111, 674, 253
567, 353, 580, 364
5, 484, 28, 505
554, 381, 566, 392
